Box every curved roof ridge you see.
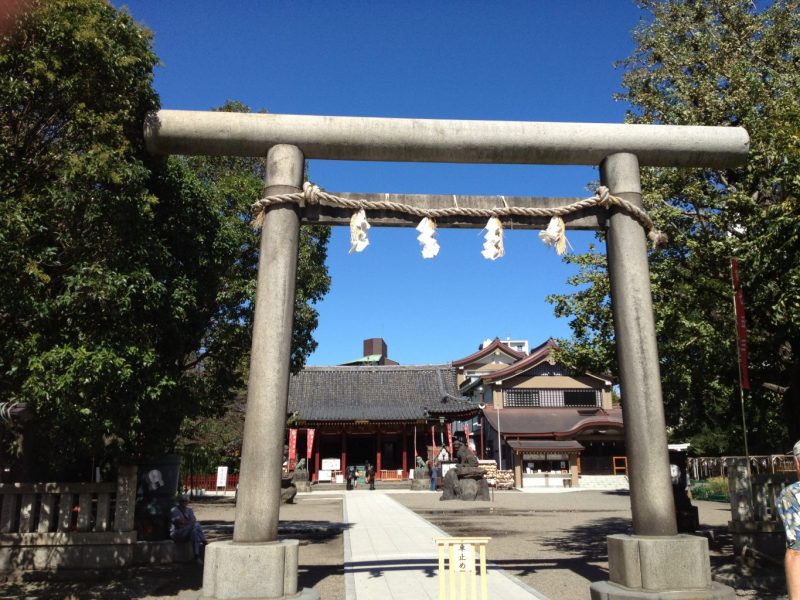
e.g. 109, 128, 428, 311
482, 338, 557, 381
299, 363, 452, 372
451, 337, 526, 367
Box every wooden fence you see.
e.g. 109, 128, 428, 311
181, 473, 240, 492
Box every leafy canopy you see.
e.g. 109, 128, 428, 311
0, 1, 330, 478
548, 0, 800, 454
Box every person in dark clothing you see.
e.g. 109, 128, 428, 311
346, 465, 356, 490
366, 462, 376, 490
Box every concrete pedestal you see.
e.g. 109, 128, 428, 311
589, 534, 735, 600
201, 540, 319, 600
410, 477, 431, 490
294, 481, 312, 493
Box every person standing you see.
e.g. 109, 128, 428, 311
346, 464, 355, 490
170, 493, 207, 565
366, 461, 376, 490
777, 440, 800, 600
430, 461, 439, 492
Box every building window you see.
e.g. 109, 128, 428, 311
503, 389, 540, 407
503, 388, 600, 408
563, 390, 599, 407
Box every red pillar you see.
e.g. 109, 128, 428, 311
314, 440, 320, 482
376, 428, 382, 479
402, 425, 408, 478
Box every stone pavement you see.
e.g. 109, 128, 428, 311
342, 490, 548, 599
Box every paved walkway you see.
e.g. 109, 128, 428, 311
342, 490, 548, 599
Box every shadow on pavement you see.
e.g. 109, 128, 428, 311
345, 557, 438, 578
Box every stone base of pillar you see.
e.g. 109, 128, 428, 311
294, 481, 312, 493
201, 540, 319, 600
590, 580, 735, 599
589, 534, 735, 600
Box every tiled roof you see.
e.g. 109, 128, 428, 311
288, 365, 477, 422
339, 354, 383, 365
507, 440, 584, 452
482, 406, 624, 437
451, 338, 526, 367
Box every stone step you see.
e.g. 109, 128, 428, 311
579, 475, 630, 490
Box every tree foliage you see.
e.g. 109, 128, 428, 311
0, 1, 330, 479
548, 0, 800, 454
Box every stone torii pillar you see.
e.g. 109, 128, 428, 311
145, 111, 748, 600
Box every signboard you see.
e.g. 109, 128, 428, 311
522, 453, 568, 461
317, 469, 332, 482
523, 453, 546, 460
216, 466, 228, 489
321, 458, 340, 471
441, 462, 457, 477
454, 542, 475, 573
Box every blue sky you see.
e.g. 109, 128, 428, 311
118, 1, 645, 366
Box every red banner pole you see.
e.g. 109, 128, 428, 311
730, 258, 751, 466
446, 422, 453, 456
306, 429, 315, 462
288, 428, 298, 470
731, 258, 750, 390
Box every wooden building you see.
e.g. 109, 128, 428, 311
454, 338, 625, 485
288, 349, 478, 481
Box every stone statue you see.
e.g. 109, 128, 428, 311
454, 439, 480, 468
441, 440, 489, 501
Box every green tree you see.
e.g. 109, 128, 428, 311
0, 1, 330, 479
548, 0, 800, 455
174, 101, 331, 468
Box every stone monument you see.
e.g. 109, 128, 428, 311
669, 449, 698, 533
410, 455, 431, 490
292, 458, 311, 493
441, 440, 489, 501
280, 445, 298, 504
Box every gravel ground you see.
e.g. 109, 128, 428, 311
0, 488, 787, 599
393, 489, 787, 600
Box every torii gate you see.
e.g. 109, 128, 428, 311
145, 111, 748, 600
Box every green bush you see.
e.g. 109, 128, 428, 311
691, 477, 730, 502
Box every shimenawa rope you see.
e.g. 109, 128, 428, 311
252, 182, 668, 250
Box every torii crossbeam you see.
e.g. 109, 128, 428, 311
145, 110, 748, 600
